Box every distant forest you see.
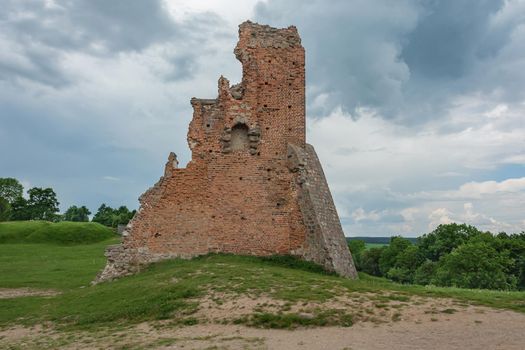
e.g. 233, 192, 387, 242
347, 236, 418, 244
348, 223, 525, 291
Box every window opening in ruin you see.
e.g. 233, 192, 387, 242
230, 123, 249, 151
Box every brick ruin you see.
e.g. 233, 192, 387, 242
95, 21, 357, 282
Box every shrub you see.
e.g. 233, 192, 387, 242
360, 247, 384, 276
258, 255, 331, 275
386, 267, 413, 283
414, 260, 437, 285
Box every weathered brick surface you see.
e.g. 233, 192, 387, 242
95, 21, 357, 282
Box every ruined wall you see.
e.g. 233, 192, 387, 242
287, 144, 358, 278
95, 21, 357, 282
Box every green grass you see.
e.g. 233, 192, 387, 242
241, 309, 353, 329
365, 243, 388, 249
0, 221, 116, 245
1, 240, 524, 330
0, 238, 120, 290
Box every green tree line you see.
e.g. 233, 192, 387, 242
349, 223, 525, 291
0, 177, 135, 228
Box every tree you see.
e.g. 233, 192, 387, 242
64, 205, 91, 222
348, 240, 366, 270
378, 236, 413, 275
92, 204, 135, 228
417, 223, 483, 261
413, 260, 438, 285
0, 178, 23, 204
115, 206, 135, 226
389, 245, 424, 283
495, 234, 525, 290
377, 237, 423, 283
0, 197, 11, 221
92, 204, 114, 226
360, 247, 385, 276
26, 187, 60, 221
10, 196, 30, 221
433, 241, 517, 290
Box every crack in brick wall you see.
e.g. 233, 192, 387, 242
95, 21, 357, 283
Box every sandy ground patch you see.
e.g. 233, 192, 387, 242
1, 303, 524, 349
0, 288, 60, 299
142, 307, 525, 350
193, 291, 479, 326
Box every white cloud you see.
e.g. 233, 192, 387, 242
164, 0, 260, 24
410, 177, 525, 201
401, 207, 419, 222
309, 95, 525, 193
459, 178, 525, 197
1, 0, 524, 237
351, 208, 381, 222
428, 208, 453, 229
309, 99, 525, 236
103, 176, 120, 182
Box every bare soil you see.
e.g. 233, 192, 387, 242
2, 295, 525, 349
0, 288, 60, 299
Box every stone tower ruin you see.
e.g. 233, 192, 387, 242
96, 21, 357, 282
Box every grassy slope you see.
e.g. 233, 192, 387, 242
1, 242, 524, 330
0, 221, 115, 245
0, 238, 120, 290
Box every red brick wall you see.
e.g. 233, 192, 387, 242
124, 22, 308, 257
96, 21, 357, 282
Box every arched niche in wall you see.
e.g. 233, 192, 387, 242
230, 123, 249, 151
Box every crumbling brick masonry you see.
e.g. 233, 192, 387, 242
96, 21, 358, 282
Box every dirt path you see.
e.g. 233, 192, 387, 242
0, 288, 59, 299
136, 306, 525, 350
254, 307, 525, 350
1, 305, 524, 349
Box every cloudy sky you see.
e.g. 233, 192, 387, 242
1, 0, 524, 237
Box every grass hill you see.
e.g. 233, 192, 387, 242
0, 221, 116, 245
1, 236, 524, 333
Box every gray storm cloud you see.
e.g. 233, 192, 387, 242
1, 0, 523, 236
